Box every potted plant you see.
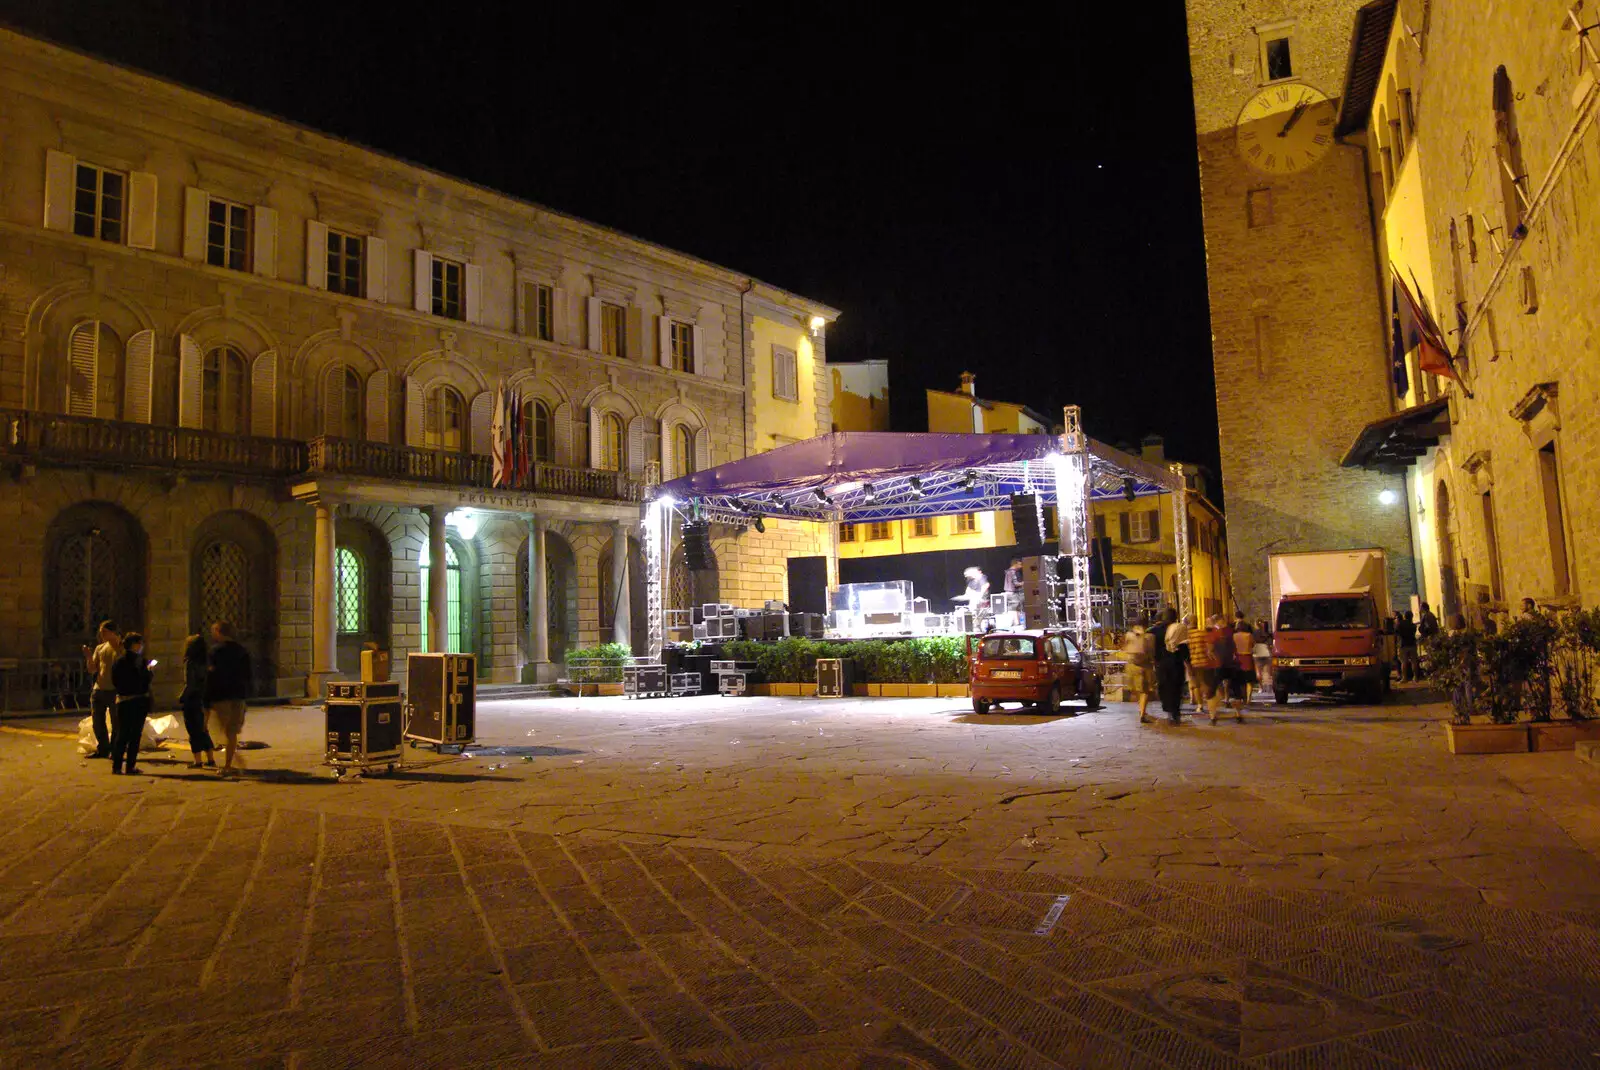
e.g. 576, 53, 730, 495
1534, 608, 1600, 750
1430, 629, 1528, 754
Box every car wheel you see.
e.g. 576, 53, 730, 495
1043, 686, 1061, 715
972, 698, 991, 715
1273, 686, 1290, 705
1083, 677, 1102, 711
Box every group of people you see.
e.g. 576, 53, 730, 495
1390, 602, 1441, 682
83, 619, 255, 777
1121, 609, 1270, 725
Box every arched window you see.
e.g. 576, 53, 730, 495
419, 537, 464, 652
198, 540, 250, 629
327, 366, 364, 439
335, 545, 364, 633
425, 385, 465, 452
523, 398, 553, 463
597, 412, 625, 471
65, 321, 123, 421
1493, 66, 1528, 237
674, 424, 696, 479
202, 346, 248, 433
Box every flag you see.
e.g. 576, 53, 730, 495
509, 390, 524, 488
1392, 269, 1468, 392
490, 383, 508, 487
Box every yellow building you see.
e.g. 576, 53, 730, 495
838, 374, 1232, 623
828, 359, 890, 432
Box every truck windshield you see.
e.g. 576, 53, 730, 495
980, 636, 1037, 659
1277, 598, 1374, 631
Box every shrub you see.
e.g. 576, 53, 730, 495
1424, 630, 1479, 725
566, 642, 630, 683
1503, 615, 1557, 721
1555, 607, 1600, 721
716, 636, 970, 684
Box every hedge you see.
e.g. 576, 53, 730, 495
720, 636, 970, 684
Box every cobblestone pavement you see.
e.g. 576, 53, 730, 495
2, 688, 1599, 1068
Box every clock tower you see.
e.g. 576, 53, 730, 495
1185, 1, 1415, 616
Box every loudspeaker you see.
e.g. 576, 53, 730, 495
1011, 494, 1042, 553
816, 658, 856, 697
1089, 536, 1114, 588
683, 521, 715, 571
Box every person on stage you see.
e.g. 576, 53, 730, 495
959, 566, 991, 628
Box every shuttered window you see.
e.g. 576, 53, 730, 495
523, 283, 554, 341
911, 517, 935, 538
867, 522, 893, 541
1128, 509, 1160, 543
673, 424, 696, 479
326, 229, 364, 296
601, 303, 627, 358
522, 399, 553, 462
73, 164, 125, 243
431, 257, 464, 320
597, 412, 626, 471
953, 513, 977, 534
424, 385, 465, 451
839, 524, 857, 543
206, 197, 250, 271
202, 347, 248, 433
670, 321, 695, 373
65, 321, 122, 420
772, 345, 798, 401
327, 366, 363, 438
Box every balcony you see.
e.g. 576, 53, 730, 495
0, 409, 642, 504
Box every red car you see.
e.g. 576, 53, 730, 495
967, 629, 1103, 715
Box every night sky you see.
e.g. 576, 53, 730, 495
1, 3, 1218, 484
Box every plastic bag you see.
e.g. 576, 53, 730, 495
77, 716, 97, 755
76, 712, 176, 754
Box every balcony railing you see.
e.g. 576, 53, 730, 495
0, 410, 641, 503
0, 408, 306, 478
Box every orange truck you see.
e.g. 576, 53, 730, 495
1269, 549, 1392, 705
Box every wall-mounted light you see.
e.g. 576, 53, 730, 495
1378, 489, 1398, 506
809, 315, 826, 335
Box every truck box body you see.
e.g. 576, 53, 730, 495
1268, 549, 1391, 703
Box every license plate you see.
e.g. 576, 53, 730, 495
1313, 678, 1335, 688
991, 670, 1022, 679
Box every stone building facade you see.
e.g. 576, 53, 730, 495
1185, 0, 1417, 616
0, 29, 836, 703
1338, 0, 1600, 620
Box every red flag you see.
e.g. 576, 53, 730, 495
1393, 271, 1460, 384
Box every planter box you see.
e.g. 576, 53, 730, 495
905, 683, 937, 698
769, 682, 805, 697
1529, 719, 1600, 752
878, 683, 910, 698
851, 683, 870, 696
862, 683, 883, 697
746, 683, 771, 696
1444, 721, 1530, 754
935, 683, 970, 698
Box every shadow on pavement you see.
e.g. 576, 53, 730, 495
463, 745, 584, 757
950, 712, 1075, 725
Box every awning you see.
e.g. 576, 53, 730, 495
1334, 0, 1398, 138
1340, 396, 1450, 471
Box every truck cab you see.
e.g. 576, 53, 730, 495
1271, 591, 1388, 704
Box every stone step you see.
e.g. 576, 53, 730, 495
1577, 740, 1600, 768
477, 683, 567, 701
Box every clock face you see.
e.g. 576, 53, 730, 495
1235, 82, 1336, 176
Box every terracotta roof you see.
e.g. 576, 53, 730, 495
1112, 546, 1176, 566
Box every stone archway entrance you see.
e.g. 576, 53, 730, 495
1435, 479, 1459, 619
45, 501, 147, 659
191, 510, 278, 694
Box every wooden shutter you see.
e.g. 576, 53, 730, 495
469, 390, 494, 455
305, 220, 328, 290
659, 422, 674, 480
365, 369, 390, 443
658, 317, 672, 369
552, 401, 572, 466
127, 172, 158, 250
404, 377, 425, 446
586, 297, 603, 351
44, 150, 76, 232
627, 416, 647, 479
1148, 509, 1161, 542
587, 405, 602, 467
625, 306, 642, 362
177, 334, 203, 428
124, 329, 155, 424
1118, 512, 1130, 544
551, 287, 568, 344
365, 236, 388, 303
251, 206, 277, 278
464, 263, 483, 324
66, 322, 98, 416
250, 349, 278, 436
691, 325, 704, 375
182, 188, 207, 261
320, 364, 343, 436
693, 427, 710, 473
413, 250, 432, 314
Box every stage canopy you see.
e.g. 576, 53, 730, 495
658, 431, 1182, 524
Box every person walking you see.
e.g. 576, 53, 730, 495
179, 634, 216, 769
108, 632, 153, 776
1187, 615, 1224, 723
82, 620, 121, 758
1397, 610, 1419, 682
1252, 618, 1273, 691
1228, 617, 1256, 718
1122, 615, 1157, 724
1157, 607, 1187, 723
204, 621, 253, 778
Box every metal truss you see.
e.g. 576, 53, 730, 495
645, 499, 666, 660
1170, 463, 1193, 622
1058, 407, 1094, 655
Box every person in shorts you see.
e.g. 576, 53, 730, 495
204, 620, 253, 778
1227, 617, 1256, 719
82, 620, 121, 758
1186, 615, 1222, 721
1122, 616, 1157, 724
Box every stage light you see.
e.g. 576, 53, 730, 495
1122, 478, 1136, 502
753, 516, 765, 534
813, 488, 830, 505
961, 469, 977, 491
863, 482, 877, 503
908, 476, 924, 499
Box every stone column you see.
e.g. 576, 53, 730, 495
426, 505, 448, 653
610, 519, 631, 649
528, 516, 548, 674
309, 498, 339, 694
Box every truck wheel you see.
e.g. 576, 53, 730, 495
1273, 686, 1290, 705
972, 698, 991, 715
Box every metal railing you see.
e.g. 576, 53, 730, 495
0, 658, 95, 714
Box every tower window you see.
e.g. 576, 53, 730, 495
1265, 36, 1292, 81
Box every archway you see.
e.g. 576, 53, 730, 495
335, 518, 392, 676
420, 534, 476, 655
1435, 479, 1459, 618
191, 510, 278, 694
45, 501, 147, 659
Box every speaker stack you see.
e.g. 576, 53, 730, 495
683, 521, 715, 571
1011, 494, 1043, 554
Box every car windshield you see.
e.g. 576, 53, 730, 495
980, 636, 1037, 659
1277, 598, 1374, 631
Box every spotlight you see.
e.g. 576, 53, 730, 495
1378, 489, 1398, 506
1122, 477, 1137, 503
908, 476, 924, 499
813, 488, 831, 505
753, 516, 765, 534
863, 482, 877, 503
961, 469, 977, 491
